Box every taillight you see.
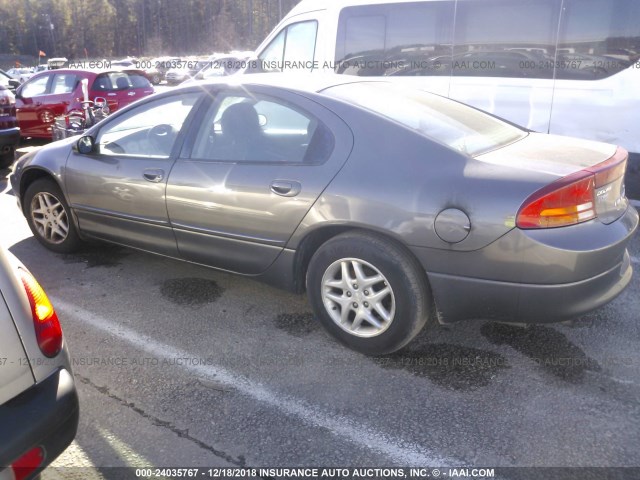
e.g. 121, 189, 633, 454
19, 268, 63, 358
517, 146, 627, 229
11, 446, 45, 480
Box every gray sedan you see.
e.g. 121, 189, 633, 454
9, 76, 638, 354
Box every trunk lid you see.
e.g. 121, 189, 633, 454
476, 133, 628, 224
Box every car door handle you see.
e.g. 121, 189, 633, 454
143, 169, 165, 183
270, 180, 301, 197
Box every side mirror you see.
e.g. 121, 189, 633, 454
76, 135, 96, 155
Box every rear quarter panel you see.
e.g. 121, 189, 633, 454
289, 98, 551, 254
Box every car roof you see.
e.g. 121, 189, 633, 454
289, 0, 434, 15
27, 68, 148, 79
181, 73, 388, 96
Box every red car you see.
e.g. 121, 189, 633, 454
0, 85, 20, 168
15, 69, 154, 139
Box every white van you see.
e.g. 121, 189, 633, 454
252, 0, 640, 161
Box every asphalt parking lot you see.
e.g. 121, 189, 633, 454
1, 149, 639, 477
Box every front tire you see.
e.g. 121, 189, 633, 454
24, 178, 82, 253
306, 231, 432, 355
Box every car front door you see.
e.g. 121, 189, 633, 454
166, 86, 353, 275
64, 92, 202, 255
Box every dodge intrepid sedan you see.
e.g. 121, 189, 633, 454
9, 76, 638, 354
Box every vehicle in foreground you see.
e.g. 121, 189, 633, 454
0, 85, 19, 168
9, 76, 638, 354
15, 68, 154, 139
0, 247, 79, 479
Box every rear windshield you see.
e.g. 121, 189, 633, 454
323, 83, 527, 156
92, 72, 151, 92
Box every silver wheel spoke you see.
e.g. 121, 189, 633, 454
341, 261, 353, 286
325, 291, 348, 307
351, 311, 366, 331
33, 216, 47, 227
364, 310, 383, 329
340, 304, 352, 326
373, 302, 392, 323
369, 286, 391, 304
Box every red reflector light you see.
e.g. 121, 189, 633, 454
516, 146, 627, 229
19, 268, 63, 358
587, 146, 628, 187
11, 446, 45, 480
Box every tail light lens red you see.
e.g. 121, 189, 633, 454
19, 268, 63, 358
517, 147, 628, 229
11, 446, 45, 480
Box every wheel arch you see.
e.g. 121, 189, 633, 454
20, 168, 61, 211
292, 223, 430, 294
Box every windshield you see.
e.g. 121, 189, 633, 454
323, 83, 527, 156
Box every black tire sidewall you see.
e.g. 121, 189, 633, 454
24, 179, 81, 253
307, 232, 431, 355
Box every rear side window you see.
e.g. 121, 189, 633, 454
324, 83, 526, 157
557, 0, 640, 80
91, 72, 151, 91
453, 0, 561, 79
335, 2, 454, 76
258, 21, 318, 72
191, 93, 334, 164
50, 73, 77, 94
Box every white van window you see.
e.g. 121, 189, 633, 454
325, 83, 526, 157
453, 0, 560, 79
557, 0, 640, 80
335, 2, 454, 76
259, 20, 318, 73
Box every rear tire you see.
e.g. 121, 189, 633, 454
24, 178, 82, 253
306, 231, 432, 355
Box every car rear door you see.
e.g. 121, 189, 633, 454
166, 86, 353, 275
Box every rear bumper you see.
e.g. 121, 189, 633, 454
0, 127, 20, 150
423, 205, 638, 324
0, 368, 79, 476
429, 250, 633, 324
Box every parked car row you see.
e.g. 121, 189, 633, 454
13, 68, 154, 140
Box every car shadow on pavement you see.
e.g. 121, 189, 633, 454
480, 322, 602, 383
